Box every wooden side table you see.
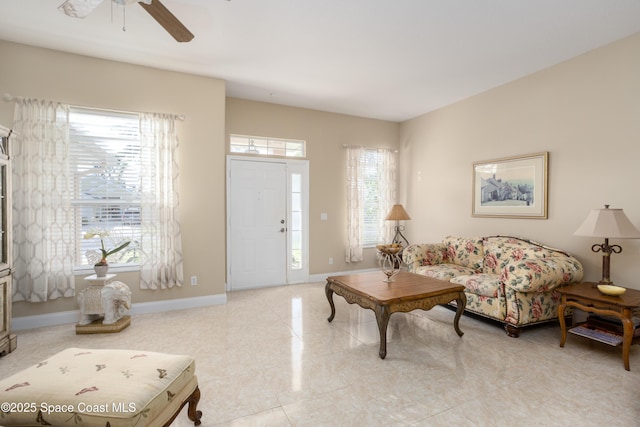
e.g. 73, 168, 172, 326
558, 282, 640, 371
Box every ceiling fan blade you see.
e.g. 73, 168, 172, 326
139, 0, 194, 43
59, 0, 105, 18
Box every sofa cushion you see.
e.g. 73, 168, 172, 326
415, 263, 477, 280
443, 236, 484, 272
503, 257, 583, 293
483, 237, 548, 275
450, 273, 502, 298
402, 243, 448, 273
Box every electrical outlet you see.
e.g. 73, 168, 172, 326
329, 257, 334, 265
191, 276, 197, 286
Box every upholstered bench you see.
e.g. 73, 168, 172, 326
0, 347, 202, 426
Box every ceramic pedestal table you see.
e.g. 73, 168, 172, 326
76, 273, 131, 334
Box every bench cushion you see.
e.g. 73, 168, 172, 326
0, 347, 196, 427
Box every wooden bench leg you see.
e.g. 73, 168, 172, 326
188, 386, 203, 426
163, 385, 202, 426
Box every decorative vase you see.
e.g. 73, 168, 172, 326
379, 253, 400, 283
94, 264, 109, 277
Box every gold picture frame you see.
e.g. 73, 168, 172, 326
472, 152, 548, 219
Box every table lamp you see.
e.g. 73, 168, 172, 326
573, 204, 640, 285
385, 204, 411, 246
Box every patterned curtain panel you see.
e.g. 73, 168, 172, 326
345, 146, 364, 262
345, 146, 397, 263
377, 148, 397, 245
12, 99, 75, 302
139, 113, 184, 289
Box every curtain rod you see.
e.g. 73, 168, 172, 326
3, 93, 186, 121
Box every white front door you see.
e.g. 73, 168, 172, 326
228, 159, 287, 290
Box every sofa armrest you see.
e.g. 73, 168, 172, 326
402, 243, 447, 273
502, 256, 584, 293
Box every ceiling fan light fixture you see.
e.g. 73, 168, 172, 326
58, 0, 104, 18
59, 0, 151, 18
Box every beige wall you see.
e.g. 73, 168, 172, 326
4, 29, 640, 320
1, 40, 227, 317
399, 32, 640, 289
225, 98, 400, 274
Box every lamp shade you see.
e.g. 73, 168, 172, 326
574, 206, 640, 238
385, 204, 411, 221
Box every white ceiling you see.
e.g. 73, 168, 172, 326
1, 0, 640, 122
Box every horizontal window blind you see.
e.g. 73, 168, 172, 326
68, 107, 141, 266
361, 149, 382, 246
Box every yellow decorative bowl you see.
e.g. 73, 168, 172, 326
597, 284, 626, 296
376, 244, 403, 254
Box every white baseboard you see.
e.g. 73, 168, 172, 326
13, 310, 80, 332
12, 293, 228, 331
308, 268, 377, 283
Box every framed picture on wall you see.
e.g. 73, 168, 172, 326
472, 152, 548, 219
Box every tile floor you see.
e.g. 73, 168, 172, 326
1, 282, 639, 426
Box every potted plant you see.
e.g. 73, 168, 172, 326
84, 230, 130, 277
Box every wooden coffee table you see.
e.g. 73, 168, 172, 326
325, 271, 466, 359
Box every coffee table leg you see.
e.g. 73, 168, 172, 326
453, 293, 466, 337
374, 305, 390, 359
325, 283, 336, 322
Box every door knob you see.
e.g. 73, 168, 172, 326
280, 228, 286, 233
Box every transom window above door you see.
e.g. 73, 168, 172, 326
230, 134, 306, 158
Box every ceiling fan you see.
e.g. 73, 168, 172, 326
58, 0, 194, 43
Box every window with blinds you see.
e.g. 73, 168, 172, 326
69, 107, 141, 267
361, 149, 383, 246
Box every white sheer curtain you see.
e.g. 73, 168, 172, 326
345, 146, 397, 263
377, 149, 397, 245
12, 98, 75, 302
346, 146, 364, 262
139, 113, 184, 289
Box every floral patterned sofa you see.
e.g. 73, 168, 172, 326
402, 236, 584, 337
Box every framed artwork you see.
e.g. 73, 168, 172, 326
472, 152, 548, 219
